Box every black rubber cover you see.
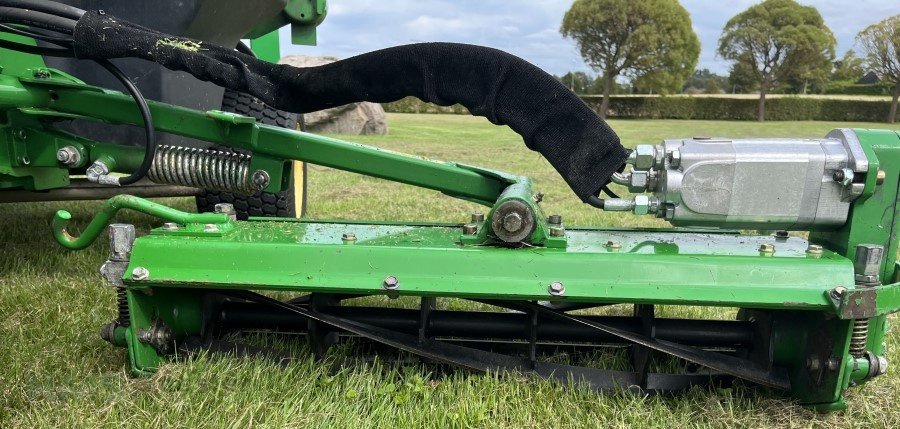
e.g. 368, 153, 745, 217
71, 11, 629, 201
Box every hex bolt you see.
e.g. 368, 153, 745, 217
132, 267, 150, 281
383, 275, 399, 290
162, 222, 179, 231
774, 230, 789, 239
830, 286, 847, 300
342, 232, 357, 242
605, 240, 621, 249
548, 281, 565, 296
56, 146, 81, 166
549, 226, 565, 237
471, 213, 485, 223
876, 169, 886, 186
461, 224, 478, 235
251, 170, 270, 189
214, 203, 237, 220
547, 214, 562, 225
502, 212, 523, 233
807, 244, 824, 255
758, 243, 775, 254
108, 224, 135, 262
203, 224, 219, 233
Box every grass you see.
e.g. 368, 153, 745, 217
2, 114, 900, 428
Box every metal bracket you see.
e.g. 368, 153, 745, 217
829, 282, 900, 319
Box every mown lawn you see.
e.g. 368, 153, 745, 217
2, 114, 900, 428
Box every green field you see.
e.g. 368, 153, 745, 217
2, 114, 900, 427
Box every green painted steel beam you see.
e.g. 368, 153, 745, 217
125, 220, 854, 310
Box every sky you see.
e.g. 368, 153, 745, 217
281, 0, 899, 77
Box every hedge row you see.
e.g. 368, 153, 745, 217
383, 96, 895, 122
822, 81, 896, 96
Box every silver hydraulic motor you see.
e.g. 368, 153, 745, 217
604, 129, 872, 230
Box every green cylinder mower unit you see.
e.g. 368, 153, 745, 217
1, 1, 899, 412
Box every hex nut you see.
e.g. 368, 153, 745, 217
830, 286, 847, 300
758, 243, 775, 253
633, 145, 657, 171
547, 214, 562, 225
806, 244, 824, 255
162, 222, 179, 231
549, 226, 565, 237
132, 267, 150, 281
56, 146, 81, 166
214, 203, 237, 220
548, 281, 565, 296
471, 213, 485, 223
502, 212, 524, 233
251, 170, 270, 189
629, 171, 650, 192
876, 169, 886, 186
462, 224, 478, 235
383, 276, 399, 290
633, 195, 651, 215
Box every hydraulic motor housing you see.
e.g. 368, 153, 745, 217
625, 129, 870, 230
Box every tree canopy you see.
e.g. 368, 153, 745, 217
560, 0, 699, 118
717, 0, 835, 120
857, 15, 900, 122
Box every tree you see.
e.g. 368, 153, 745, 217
858, 15, 900, 123
717, 0, 835, 120
683, 69, 727, 94
557, 71, 594, 94
560, 0, 699, 118
832, 49, 865, 82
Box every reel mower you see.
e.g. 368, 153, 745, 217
1, 0, 898, 411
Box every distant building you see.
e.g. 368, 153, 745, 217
857, 71, 880, 85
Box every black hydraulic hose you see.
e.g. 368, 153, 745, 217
0, 37, 73, 56
0, 0, 85, 20
0, 7, 76, 34
0, 23, 72, 45
70, 11, 630, 202
96, 59, 155, 186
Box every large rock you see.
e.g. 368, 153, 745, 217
279, 55, 388, 135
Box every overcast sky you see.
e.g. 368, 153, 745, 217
281, 0, 898, 77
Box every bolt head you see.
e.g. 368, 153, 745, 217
502, 212, 524, 233
826, 357, 841, 371
548, 281, 565, 296
758, 243, 775, 253
203, 224, 219, 233
461, 224, 478, 235
876, 169, 886, 186
383, 275, 399, 290
605, 240, 621, 249
214, 203, 235, 214
471, 213, 485, 223
830, 286, 848, 300
549, 226, 565, 237
342, 232, 357, 242
806, 356, 821, 371
775, 230, 789, 239
251, 170, 270, 189
132, 267, 150, 281
876, 356, 888, 376
807, 244, 823, 254
162, 222, 179, 231
547, 214, 562, 225
854, 244, 884, 278
108, 224, 135, 260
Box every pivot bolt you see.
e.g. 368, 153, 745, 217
471, 213, 485, 223
56, 146, 81, 166
383, 276, 399, 290
830, 286, 847, 300
132, 267, 150, 281
203, 224, 219, 233
461, 224, 478, 235
548, 281, 565, 296
342, 232, 357, 242
806, 244, 824, 255
547, 214, 562, 225
758, 243, 775, 254
502, 212, 524, 233
549, 226, 565, 237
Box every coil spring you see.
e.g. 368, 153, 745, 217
148, 145, 260, 194
116, 287, 130, 327
850, 318, 869, 357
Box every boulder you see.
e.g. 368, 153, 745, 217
279, 55, 389, 135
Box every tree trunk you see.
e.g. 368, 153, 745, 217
599, 74, 613, 120
889, 83, 899, 123
757, 84, 767, 122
